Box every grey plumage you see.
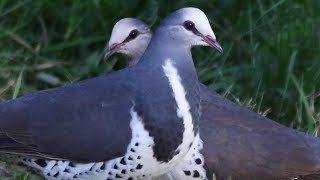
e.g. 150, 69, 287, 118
0, 73, 136, 162
200, 85, 320, 180
0, 7, 221, 179
104, 18, 320, 180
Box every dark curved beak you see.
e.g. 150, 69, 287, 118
201, 35, 223, 53
103, 43, 123, 61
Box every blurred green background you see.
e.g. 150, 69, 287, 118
0, 0, 319, 179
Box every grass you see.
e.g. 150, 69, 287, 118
0, 0, 319, 179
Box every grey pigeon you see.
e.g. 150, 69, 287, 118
103, 18, 320, 180
0, 7, 222, 180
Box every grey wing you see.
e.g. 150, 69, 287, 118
0, 75, 136, 163
199, 84, 320, 179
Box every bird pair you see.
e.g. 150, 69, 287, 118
0, 7, 320, 180
0, 7, 222, 180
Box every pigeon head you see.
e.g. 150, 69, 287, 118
104, 18, 152, 63
104, 18, 151, 66
160, 7, 223, 53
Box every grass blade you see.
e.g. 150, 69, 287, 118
12, 67, 24, 99
290, 74, 314, 130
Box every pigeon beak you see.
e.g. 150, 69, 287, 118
103, 43, 123, 61
201, 35, 223, 53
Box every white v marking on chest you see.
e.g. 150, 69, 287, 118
162, 59, 195, 157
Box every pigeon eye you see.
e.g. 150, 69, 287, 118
129, 29, 139, 39
183, 21, 195, 31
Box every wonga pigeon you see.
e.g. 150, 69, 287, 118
103, 18, 320, 180
0, 7, 222, 180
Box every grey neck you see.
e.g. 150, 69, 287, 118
136, 27, 197, 79
127, 49, 144, 66
128, 58, 139, 67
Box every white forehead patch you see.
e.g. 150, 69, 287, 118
180, 7, 216, 39
108, 18, 149, 46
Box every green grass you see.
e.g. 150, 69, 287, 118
0, 0, 319, 179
